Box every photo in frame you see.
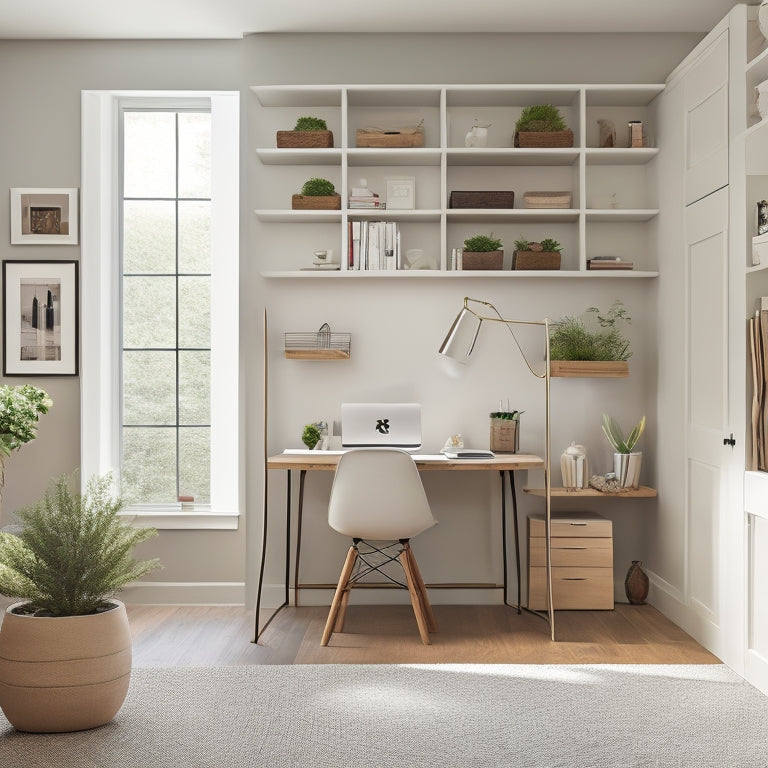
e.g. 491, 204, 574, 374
3, 260, 79, 376
385, 177, 415, 210
10, 188, 79, 245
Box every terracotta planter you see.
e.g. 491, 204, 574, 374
0, 600, 132, 732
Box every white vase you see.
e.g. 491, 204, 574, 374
613, 451, 642, 489
760, 2, 768, 41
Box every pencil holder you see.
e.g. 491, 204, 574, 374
490, 415, 519, 453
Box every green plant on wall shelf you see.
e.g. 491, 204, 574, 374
463, 233, 503, 252
515, 104, 567, 133
549, 299, 632, 361
301, 177, 336, 196
293, 116, 328, 131
602, 413, 646, 454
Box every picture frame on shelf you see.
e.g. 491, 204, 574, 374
10, 188, 79, 245
385, 177, 415, 210
2, 260, 79, 376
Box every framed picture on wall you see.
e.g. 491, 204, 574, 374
3, 260, 79, 376
385, 177, 415, 210
10, 188, 79, 245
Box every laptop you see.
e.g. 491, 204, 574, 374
341, 403, 422, 451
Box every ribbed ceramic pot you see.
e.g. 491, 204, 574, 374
0, 600, 131, 732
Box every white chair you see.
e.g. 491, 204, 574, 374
321, 448, 437, 646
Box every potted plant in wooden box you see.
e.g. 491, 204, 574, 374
461, 233, 503, 270
292, 177, 341, 210
0, 474, 161, 733
548, 299, 631, 377
277, 116, 334, 148
513, 104, 574, 148
512, 237, 562, 270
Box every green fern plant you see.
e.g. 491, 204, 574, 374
463, 233, 503, 252
0, 474, 161, 616
549, 300, 631, 361
301, 177, 336, 196
515, 104, 567, 133
293, 116, 328, 131
602, 414, 646, 454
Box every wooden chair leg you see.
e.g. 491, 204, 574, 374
398, 549, 431, 645
403, 544, 437, 633
321, 546, 358, 646
334, 587, 351, 633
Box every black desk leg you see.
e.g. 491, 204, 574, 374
293, 469, 307, 607
507, 469, 522, 614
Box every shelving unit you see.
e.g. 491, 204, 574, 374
251, 84, 663, 277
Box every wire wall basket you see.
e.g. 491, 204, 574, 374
284, 323, 351, 360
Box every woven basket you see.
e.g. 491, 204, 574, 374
449, 191, 514, 209
276, 130, 334, 148
461, 250, 503, 270
291, 193, 341, 210
523, 191, 572, 209
512, 250, 561, 270
514, 129, 574, 148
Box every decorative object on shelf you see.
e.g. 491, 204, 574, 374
512, 237, 562, 270
461, 234, 504, 270
0, 474, 160, 733
602, 413, 645, 489
284, 323, 351, 360
598, 119, 616, 148
758, 200, 768, 235
291, 177, 341, 210
759, 1, 768, 41
302, 423, 323, 449
349, 178, 382, 209
489, 408, 520, 453
624, 560, 649, 604
449, 190, 514, 209
523, 191, 571, 209
589, 473, 633, 493
441, 434, 465, 453
755, 80, 768, 120
276, 116, 334, 149
513, 105, 573, 148
356, 120, 424, 148
10, 188, 79, 245
560, 442, 589, 488
464, 119, 491, 147
628, 120, 644, 148
385, 177, 415, 210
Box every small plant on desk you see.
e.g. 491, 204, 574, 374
302, 424, 321, 450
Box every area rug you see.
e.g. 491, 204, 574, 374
0, 664, 766, 767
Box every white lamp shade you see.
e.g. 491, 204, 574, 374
438, 307, 482, 362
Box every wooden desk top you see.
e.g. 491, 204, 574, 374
267, 451, 544, 472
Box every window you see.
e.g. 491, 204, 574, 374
81, 91, 240, 529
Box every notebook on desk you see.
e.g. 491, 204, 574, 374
341, 402, 422, 450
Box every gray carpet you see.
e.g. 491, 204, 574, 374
1, 664, 767, 767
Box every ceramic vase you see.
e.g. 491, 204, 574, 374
625, 560, 650, 605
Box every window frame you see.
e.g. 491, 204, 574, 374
81, 90, 240, 530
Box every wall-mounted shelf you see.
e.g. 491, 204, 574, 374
284, 326, 351, 360
549, 360, 629, 378
524, 486, 657, 498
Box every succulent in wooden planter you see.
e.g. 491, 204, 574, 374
514, 104, 573, 148
277, 115, 334, 148
291, 177, 341, 210
512, 237, 562, 270
461, 233, 504, 270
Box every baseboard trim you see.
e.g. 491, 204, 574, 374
121, 581, 246, 605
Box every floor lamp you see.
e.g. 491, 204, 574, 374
438, 296, 555, 641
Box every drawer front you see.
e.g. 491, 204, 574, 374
529, 537, 613, 568
529, 516, 612, 538
528, 567, 614, 610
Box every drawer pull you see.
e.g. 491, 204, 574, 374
569, 522, 588, 526
561, 577, 588, 581
556, 546, 587, 550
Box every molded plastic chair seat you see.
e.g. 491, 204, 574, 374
321, 448, 437, 646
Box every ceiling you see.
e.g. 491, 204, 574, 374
0, 0, 755, 39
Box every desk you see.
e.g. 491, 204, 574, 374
255, 451, 544, 641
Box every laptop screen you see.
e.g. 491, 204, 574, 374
341, 403, 422, 450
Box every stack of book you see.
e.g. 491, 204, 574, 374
348, 181, 384, 209
348, 220, 401, 270
587, 255, 634, 270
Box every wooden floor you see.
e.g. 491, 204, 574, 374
122, 602, 721, 666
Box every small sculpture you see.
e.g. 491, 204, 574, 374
560, 442, 588, 488
441, 434, 464, 453
598, 119, 616, 148
465, 120, 491, 148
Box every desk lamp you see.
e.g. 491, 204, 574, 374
438, 296, 555, 640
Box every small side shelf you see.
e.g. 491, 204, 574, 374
285, 349, 350, 360
523, 486, 657, 498
549, 360, 629, 378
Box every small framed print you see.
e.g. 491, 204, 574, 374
385, 177, 415, 210
10, 188, 79, 245
3, 260, 79, 376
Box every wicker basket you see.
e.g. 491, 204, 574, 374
523, 191, 572, 209
449, 191, 514, 209
512, 250, 561, 270
276, 130, 334, 148
514, 129, 574, 148
461, 250, 504, 270
356, 129, 424, 148
291, 193, 341, 210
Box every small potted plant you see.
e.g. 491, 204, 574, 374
549, 300, 631, 377
0, 474, 161, 732
461, 233, 504, 270
291, 177, 341, 210
512, 237, 562, 270
514, 104, 573, 148
277, 115, 334, 148
601, 413, 646, 488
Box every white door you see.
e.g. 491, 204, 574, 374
685, 186, 743, 667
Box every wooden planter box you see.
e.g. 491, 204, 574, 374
549, 360, 629, 378
490, 418, 519, 453
356, 129, 424, 148
512, 250, 561, 270
514, 129, 574, 148
276, 130, 334, 148
461, 250, 504, 270
449, 191, 515, 209
291, 193, 341, 210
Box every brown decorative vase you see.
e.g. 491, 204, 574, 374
625, 560, 649, 605
0, 600, 132, 732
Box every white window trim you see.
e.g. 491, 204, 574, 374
81, 90, 241, 530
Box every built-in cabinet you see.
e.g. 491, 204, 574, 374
251, 84, 663, 277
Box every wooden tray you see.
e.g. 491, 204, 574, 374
356, 129, 424, 148
549, 360, 629, 378
450, 191, 514, 209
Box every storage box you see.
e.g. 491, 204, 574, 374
523, 191, 572, 209
356, 129, 424, 148
291, 194, 341, 210
276, 130, 334, 148
514, 129, 574, 148
512, 250, 561, 270
490, 418, 519, 453
461, 250, 503, 270
450, 191, 515, 209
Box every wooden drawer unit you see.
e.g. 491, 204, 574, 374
527, 512, 614, 610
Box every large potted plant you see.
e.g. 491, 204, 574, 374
461, 233, 504, 270
291, 177, 341, 210
0, 474, 160, 732
514, 104, 574, 148
276, 115, 334, 148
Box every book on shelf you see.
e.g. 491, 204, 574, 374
348, 195, 384, 208
349, 220, 401, 270
587, 256, 634, 270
